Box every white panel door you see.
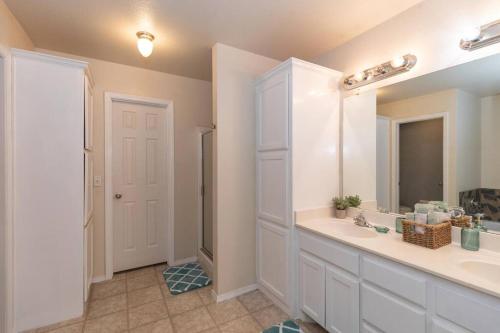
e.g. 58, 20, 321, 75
84, 75, 94, 150
257, 219, 290, 305
299, 252, 326, 327
257, 151, 289, 226
326, 264, 360, 333
84, 151, 94, 225
256, 70, 289, 151
112, 101, 170, 271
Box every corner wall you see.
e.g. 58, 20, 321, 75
211, 43, 279, 295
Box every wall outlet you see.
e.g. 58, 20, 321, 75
94, 175, 103, 187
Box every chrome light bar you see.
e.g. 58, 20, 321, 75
460, 19, 500, 51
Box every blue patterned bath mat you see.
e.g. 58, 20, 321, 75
162, 262, 211, 295
262, 320, 303, 333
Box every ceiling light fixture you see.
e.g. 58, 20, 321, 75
343, 54, 417, 90
136, 31, 155, 57
460, 19, 500, 51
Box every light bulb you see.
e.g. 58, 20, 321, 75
390, 56, 406, 68
354, 71, 366, 82
461, 26, 481, 42
136, 31, 155, 57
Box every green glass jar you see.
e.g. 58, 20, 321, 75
395, 217, 405, 234
461, 227, 480, 251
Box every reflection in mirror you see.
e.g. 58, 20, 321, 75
375, 53, 500, 233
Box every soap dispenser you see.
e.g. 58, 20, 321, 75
461, 214, 481, 251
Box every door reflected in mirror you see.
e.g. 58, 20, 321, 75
375, 53, 500, 233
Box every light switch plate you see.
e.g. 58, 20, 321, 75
94, 175, 103, 187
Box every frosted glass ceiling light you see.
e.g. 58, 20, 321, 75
460, 19, 500, 51
136, 31, 155, 57
343, 54, 417, 90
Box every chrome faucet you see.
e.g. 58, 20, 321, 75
354, 210, 372, 228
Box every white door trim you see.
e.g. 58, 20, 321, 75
104, 92, 174, 280
390, 112, 449, 213
1, 45, 14, 333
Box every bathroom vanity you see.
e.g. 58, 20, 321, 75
297, 216, 500, 333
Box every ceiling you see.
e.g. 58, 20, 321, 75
5, 0, 424, 81
377, 54, 500, 104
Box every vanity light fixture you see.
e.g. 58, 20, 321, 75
136, 31, 155, 57
343, 54, 417, 90
460, 19, 500, 51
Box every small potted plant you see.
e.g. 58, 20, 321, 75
346, 195, 362, 208
333, 196, 349, 219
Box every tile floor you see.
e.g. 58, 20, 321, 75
29, 264, 327, 333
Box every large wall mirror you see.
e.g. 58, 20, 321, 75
371, 53, 500, 233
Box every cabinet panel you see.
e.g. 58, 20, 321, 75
256, 70, 289, 151
326, 264, 359, 333
257, 152, 289, 226
84, 151, 94, 225
299, 252, 325, 327
430, 317, 472, 333
84, 75, 94, 150
361, 284, 425, 333
257, 220, 290, 306
84, 217, 94, 302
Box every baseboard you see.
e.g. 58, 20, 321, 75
92, 275, 107, 283
197, 250, 213, 279
171, 256, 198, 266
214, 284, 258, 303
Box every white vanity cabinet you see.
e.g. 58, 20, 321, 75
255, 58, 342, 314
298, 228, 500, 333
12, 49, 95, 331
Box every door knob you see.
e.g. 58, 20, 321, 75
115, 193, 122, 199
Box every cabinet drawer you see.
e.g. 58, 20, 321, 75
361, 256, 426, 307
434, 285, 500, 333
361, 284, 426, 333
299, 231, 359, 276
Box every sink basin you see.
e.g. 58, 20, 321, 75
459, 261, 500, 284
332, 223, 378, 238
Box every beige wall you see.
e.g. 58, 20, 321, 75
38, 49, 212, 278
315, 0, 500, 94
0, 0, 33, 50
212, 43, 279, 295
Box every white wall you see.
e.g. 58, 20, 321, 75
38, 49, 212, 279
343, 91, 377, 207
212, 43, 279, 295
315, 0, 500, 95
376, 116, 390, 211
0, 0, 33, 50
481, 94, 500, 189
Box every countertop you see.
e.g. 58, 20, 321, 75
296, 217, 500, 299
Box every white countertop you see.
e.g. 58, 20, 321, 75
296, 217, 500, 299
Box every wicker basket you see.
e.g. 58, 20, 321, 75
402, 220, 451, 249
450, 215, 472, 228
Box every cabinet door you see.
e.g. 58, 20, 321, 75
84, 217, 94, 302
326, 264, 359, 333
84, 151, 94, 224
84, 75, 94, 150
299, 252, 325, 327
257, 219, 290, 306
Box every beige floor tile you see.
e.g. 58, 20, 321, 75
129, 318, 173, 333
87, 294, 127, 319
237, 290, 272, 312
297, 320, 328, 333
83, 311, 128, 333
218, 316, 262, 333
156, 271, 165, 284
154, 264, 168, 272
165, 291, 203, 315
128, 300, 168, 329
206, 299, 248, 325
127, 274, 158, 292
171, 307, 216, 333
127, 267, 156, 280
112, 272, 126, 281
44, 322, 84, 333
200, 328, 220, 333
36, 316, 85, 333
197, 287, 215, 305
160, 283, 174, 299
251, 305, 288, 329
90, 280, 126, 301
128, 285, 163, 308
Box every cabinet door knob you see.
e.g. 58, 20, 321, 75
115, 193, 122, 199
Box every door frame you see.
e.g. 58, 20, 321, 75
391, 112, 449, 213
104, 92, 174, 280
196, 127, 213, 263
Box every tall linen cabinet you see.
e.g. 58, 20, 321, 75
255, 58, 342, 315
12, 50, 94, 331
